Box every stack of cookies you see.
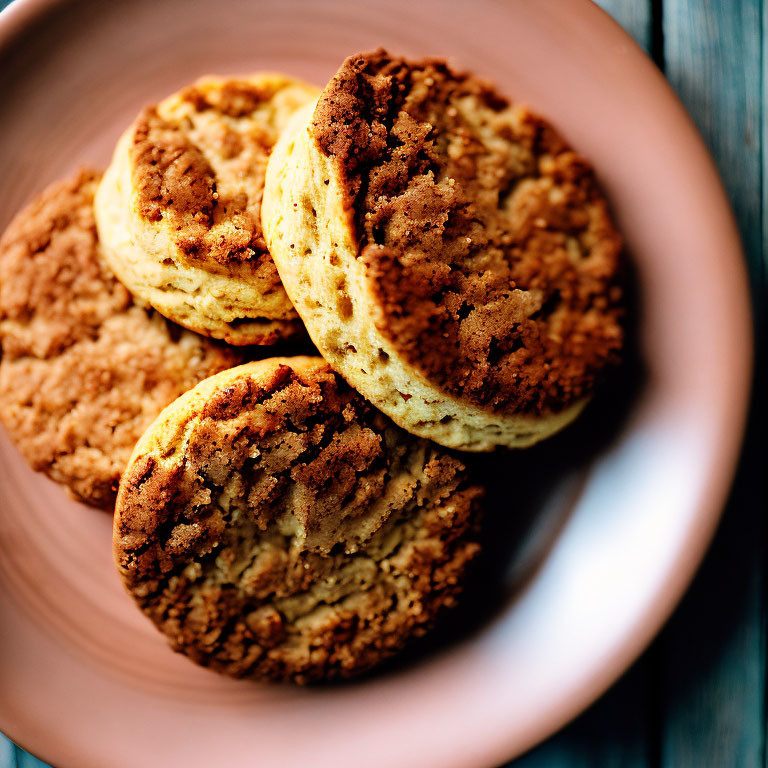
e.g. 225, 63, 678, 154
0, 50, 623, 683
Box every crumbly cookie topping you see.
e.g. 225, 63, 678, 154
116, 361, 482, 682
312, 51, 623, 414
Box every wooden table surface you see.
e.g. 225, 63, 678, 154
0, 0, 763, 766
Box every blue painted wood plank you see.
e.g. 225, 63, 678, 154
763, 0, 768, 312
0, 733, 18, 768
595, 0, 653, 52
0, 733, 48, 768
15, 749, 48, 768
657, 2, 764, 768
664, 0, 762, 277
508, 662, 654, 767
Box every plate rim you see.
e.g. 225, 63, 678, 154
0, 0, 754, 765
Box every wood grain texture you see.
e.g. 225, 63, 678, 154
656, 2, 764, 768
0, 736, 17, 768
594, 0, 653, 51
0, 735, 46, 768
15, 749, 46, 768
506, 664, 654, 768
764, 0, 768, 304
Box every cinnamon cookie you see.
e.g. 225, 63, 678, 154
114, 357, 482, 683
95, 74, 319, 345
0, 170, 244, 509
262, 51, 624, 450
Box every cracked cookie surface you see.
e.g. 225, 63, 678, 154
114, 356, 482, 683
263, 51, 624, 449
96, 74, 319, 345
0, 169, 245, 509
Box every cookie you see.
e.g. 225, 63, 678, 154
262, 51, 624, 450
114, 356, 482, 683
95, 74, 319, 345
0, 169, 245, 509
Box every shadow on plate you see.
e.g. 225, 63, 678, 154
331, 257, 646, 686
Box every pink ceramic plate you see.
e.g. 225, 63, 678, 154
0, 1, 752, 766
